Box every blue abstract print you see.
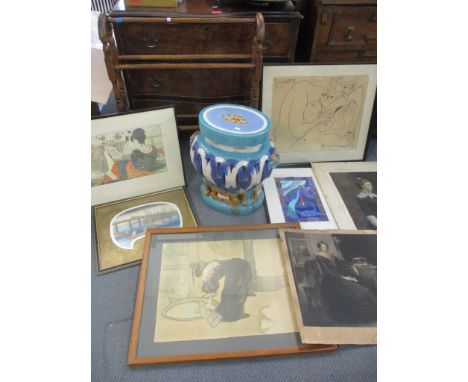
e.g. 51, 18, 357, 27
275, 177, 329, 222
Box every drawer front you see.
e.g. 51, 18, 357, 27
124, 68, 253, 98
114, 22, 256, 55
315, 6, 376, 49
263, 22, 299, 61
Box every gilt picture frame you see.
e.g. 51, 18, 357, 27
128, 224, 336, 365
311, 161, 377, 230
262, 64, 377, 163
263, 167, 337, 230
93, 187, 198, 274
91, 107, 184, 205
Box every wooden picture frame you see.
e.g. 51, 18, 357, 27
128, 224, 336, 365
91, 107, 184, 205
312, 161, 377, 229
93, 187, 198, 274
262, 64, 377, 163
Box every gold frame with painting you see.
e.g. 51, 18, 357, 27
128, 224, 336, 365
262, 64, 377, 163
93, 187, 198, 274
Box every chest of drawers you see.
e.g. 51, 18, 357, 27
100, 0, 302, 129
309, 0, 376, 63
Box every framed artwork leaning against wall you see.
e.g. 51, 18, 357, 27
280, 229, 377, 345
91, 107, 184, 205
312, 161, 377, 230
262, 64, 377, 163
263, 167, 337, 230
93, 187, 198, 274
128, 224, 336, 365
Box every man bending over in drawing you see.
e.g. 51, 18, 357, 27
191, 259, 252, 327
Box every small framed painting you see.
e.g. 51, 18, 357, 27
311, 161, 377, 230
128, 224, 336, 365
262, 64, 377, 163
263, 167, 337, 230
91, 107, 184, 205
280, 229, 377, 345
93, 187, 198, 274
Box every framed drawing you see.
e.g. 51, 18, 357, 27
262, 64, 377, 163
263, 167, 337, 230
128, 224, 336, 365
91, 107, 184, 205
280, 229, 377, 344
312, 161, 377, 229
93, 187, 198, 274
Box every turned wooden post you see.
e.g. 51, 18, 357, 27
98, 14, 129, 111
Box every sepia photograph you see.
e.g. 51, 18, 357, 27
280, 229, 377, 344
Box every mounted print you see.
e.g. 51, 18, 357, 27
280, 229, 377, 345
262, 64, 377, 163
91, 107, 184, 205
263, 168, 337, 230
312, 162, 377, 229
93, 188, 198, 274
128, 224, 335, 365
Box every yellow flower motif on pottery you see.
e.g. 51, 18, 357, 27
222, 113, 248, 125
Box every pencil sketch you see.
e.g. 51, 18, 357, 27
154, 239, 298, 343
270, 75, 369, 152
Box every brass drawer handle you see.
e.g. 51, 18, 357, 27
149, 77, 164, 88
345, 26, 355, 41
140, 37, 159, 48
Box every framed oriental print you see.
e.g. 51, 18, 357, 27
91, 107, 184, 206
262, 64, 377, 163
93, 187, 198, 274
312, 161, 377, 230
263, 167, 337, 230
128, 224, 336, 365
280, 229, 377, 345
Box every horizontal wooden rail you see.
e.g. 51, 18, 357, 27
109, 17, 256, 24
118, 54, 253, 61
114, 63, 255, 69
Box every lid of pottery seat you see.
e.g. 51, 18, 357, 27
199, 104, 270, 148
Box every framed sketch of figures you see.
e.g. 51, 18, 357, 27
263, 168, 337, 230
128, 224, 335, 365
262, 64, 377, 163
91, 107, 184, 205
93, 187, 198, 274
312, 161, 377, 230
280, 229, 377, 344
